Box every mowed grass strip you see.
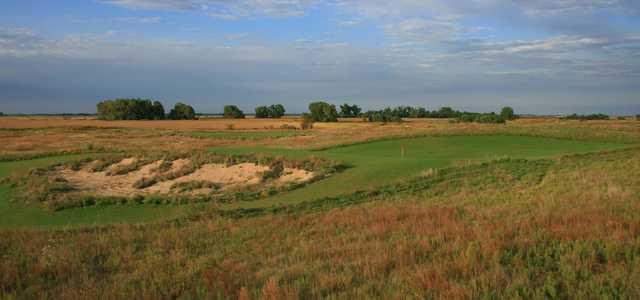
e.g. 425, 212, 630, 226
211, 135, 630, 209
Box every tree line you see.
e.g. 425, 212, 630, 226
96, 99, 634, 124
97, 99, 195, 120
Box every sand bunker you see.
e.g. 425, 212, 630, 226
58, 158, 315, 197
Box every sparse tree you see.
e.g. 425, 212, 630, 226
223, 105, 245, 119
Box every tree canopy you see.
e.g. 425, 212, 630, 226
308, 101, 339, 122
96, 99, 166, 120
168, 102, 196, 120
500, 106, 517, 120
339, 103, 362, 118
255, 104, 286, 118
223, 105, 245, 119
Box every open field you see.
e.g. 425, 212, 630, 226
0, 117, 639, 298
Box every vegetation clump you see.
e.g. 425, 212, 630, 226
500, 106, 518, 120
561, 113, 610, 120
457, 112, 506, 124
223, 105, 245, 119
97, 99, 166, 120
339, 103, 362, 118
308, 101, 339, 122
300, 113, 314, 129
255, 104, 285, 118
167, 102, 196, 120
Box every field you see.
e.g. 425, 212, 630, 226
1, 117, 639, 298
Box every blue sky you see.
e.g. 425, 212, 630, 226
0, 0, 639, 114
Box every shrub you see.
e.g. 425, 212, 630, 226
255, 104, 286, 118
500, 106, 517, 120
301, 113, 314, 129
261, 162, 284, 181
308, 101, 339, 122
168, 102, 196, 120
636, 114, 640, 121
223, 105, 245, 119
561, 114, 610, 121
97, 98, 165, 120
457, 112, 506, 124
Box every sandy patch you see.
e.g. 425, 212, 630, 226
60, 160, 162, 197
146, 163, 270, 194
278, 168, 315, 184
57, 160, 316, 197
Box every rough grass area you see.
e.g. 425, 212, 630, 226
0, 147, 638, 298
187, 130, 308, 140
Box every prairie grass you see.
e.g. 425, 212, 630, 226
1, 147, 639, 298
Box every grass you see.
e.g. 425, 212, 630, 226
1, 147, 638, 298
0, 135, 630, 228
0, 156, 188, 228
211, 135, 629, 210
188, 130, 307, 140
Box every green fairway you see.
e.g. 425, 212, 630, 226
210, 135, 629, 209
0, 155, 188, 229
0, 135, 629, 228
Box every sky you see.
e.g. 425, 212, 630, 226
0, 1, 639, 115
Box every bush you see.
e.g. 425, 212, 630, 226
168, 102, 196, 120
500, 106, 517, 120
561, 114, 610, 121
636, 114, 640, 121
457, 112, 506, 124
223, 105, 245, 119
301, 113, 314, 129
363, 108, 402, 123
97, 99, 166, 120
255, 104, 286, 118
308, 101, 339, 122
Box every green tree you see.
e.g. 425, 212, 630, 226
340, 103, 362, 118
152, 101, 166, 120
223, 105, 245, 119
269, 104, 286, 118
309, 101, 338, 122
96, 98, 159, 120
168, 102, 196, 120
500, 106, 516, 120
255, 106, 269, 118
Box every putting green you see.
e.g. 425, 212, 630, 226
0, 135, 629, 228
